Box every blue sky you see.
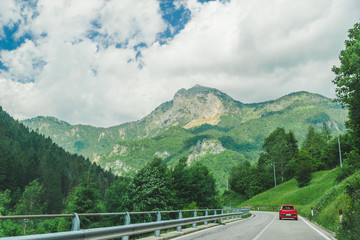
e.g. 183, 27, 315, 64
0, 0, 359, 127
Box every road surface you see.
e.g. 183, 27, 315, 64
172, 211, 333, 240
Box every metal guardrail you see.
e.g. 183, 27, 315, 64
0, 208, 250, 240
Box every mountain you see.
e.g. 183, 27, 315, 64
0, 107, 115, 213
22, 85, 348, 189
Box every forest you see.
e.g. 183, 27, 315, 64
0, 106, 218, 236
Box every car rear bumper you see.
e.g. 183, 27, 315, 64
279, 213, 298, 219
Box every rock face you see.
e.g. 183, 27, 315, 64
141, 85, 242, 133
187, 139, 225, 164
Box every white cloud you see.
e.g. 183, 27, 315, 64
0, 0, 359, 126
0, 0, 21, 37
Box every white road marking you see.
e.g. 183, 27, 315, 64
252, 213, 276, 240
172, 217, 252, 240
299, 216, 332, 240
172, 226, 220, 240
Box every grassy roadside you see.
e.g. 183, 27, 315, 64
230, 168, 349, 232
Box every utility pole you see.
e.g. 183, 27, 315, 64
273, 162, 277, 187
338, 137, 343, 167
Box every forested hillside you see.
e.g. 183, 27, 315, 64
0, 106, 218, 237
0, 106, 115, 214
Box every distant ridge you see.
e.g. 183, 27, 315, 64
21, 86, 348, 190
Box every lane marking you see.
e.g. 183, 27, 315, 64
299, 216, 332, 240
172, 226, 222, 240
172, 216, 253, 240
252, 213, 276, 240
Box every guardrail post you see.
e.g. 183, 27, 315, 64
122, 212, 131, 240
221, 209, 224, 223
71, 212, 80, 231
155, 211, 161, 237
213, 210, 217, 223
177, 210, 182, 232
232, 209, 234, 219
192, 210, 197, 228
204, 209, 208, 225
227, 209, 229, 221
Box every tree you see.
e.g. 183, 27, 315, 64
332, 21, 360, 155
293, 151, 314, 188
127, 158, 175, 212
0, 190, 11, 216
104, 178, 130, 212
170, 157, 193, 208
65, 173, 103, 228
104, 178, 130, 225
229, 161, 253, 198
15, 179, 46, 215
188, 162, 218, 208
262, 128, 298, 183
321, 133, 352, 170
301, 126, 327, 170
170, 158, 218, 208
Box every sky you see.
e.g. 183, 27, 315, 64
0, 0, 359, 127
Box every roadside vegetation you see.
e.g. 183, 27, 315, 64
224, 21, 360, 240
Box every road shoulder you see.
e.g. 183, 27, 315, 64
299, 216, 337, 240
140, 214, 254, 240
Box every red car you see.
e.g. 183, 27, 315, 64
279, 204, 298, 220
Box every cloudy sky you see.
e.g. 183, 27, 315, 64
0, 0, 359, 127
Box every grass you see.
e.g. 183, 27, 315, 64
233, 168, 349, 232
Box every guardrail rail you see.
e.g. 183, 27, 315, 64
0, 208, 250, 240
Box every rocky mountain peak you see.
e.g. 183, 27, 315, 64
174, 85, 237, 102
142, 85, 243, 131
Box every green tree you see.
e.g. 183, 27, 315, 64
15, 179, 46, 215
0, 190, 11, 216
301, 126, 327, 170
262, 128, 298, 183
321, 134, 352, 170
104, 178, 130, 225
65, 173, 103, 228
128, 158, 175, 212
170, 157, 193, 208
293, 151, 314, 188
188, 162, 218, 208
332, 21, 360, 155
229, 161, 253, 198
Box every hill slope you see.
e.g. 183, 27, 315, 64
0, 107, 114, 213
238, 168, 354, 233
22, 86, 348, 189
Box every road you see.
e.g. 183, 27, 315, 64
172, 211, 333, 240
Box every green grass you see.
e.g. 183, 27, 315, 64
234, 168, 349, 232
220, 191, 247, 208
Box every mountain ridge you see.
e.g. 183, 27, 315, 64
21, 86, 348, 189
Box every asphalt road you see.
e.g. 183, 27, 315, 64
172, 211, 332, 240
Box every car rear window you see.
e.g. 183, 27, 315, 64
282, 206, 294, 210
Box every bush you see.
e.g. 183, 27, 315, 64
337, 173, 360, 239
